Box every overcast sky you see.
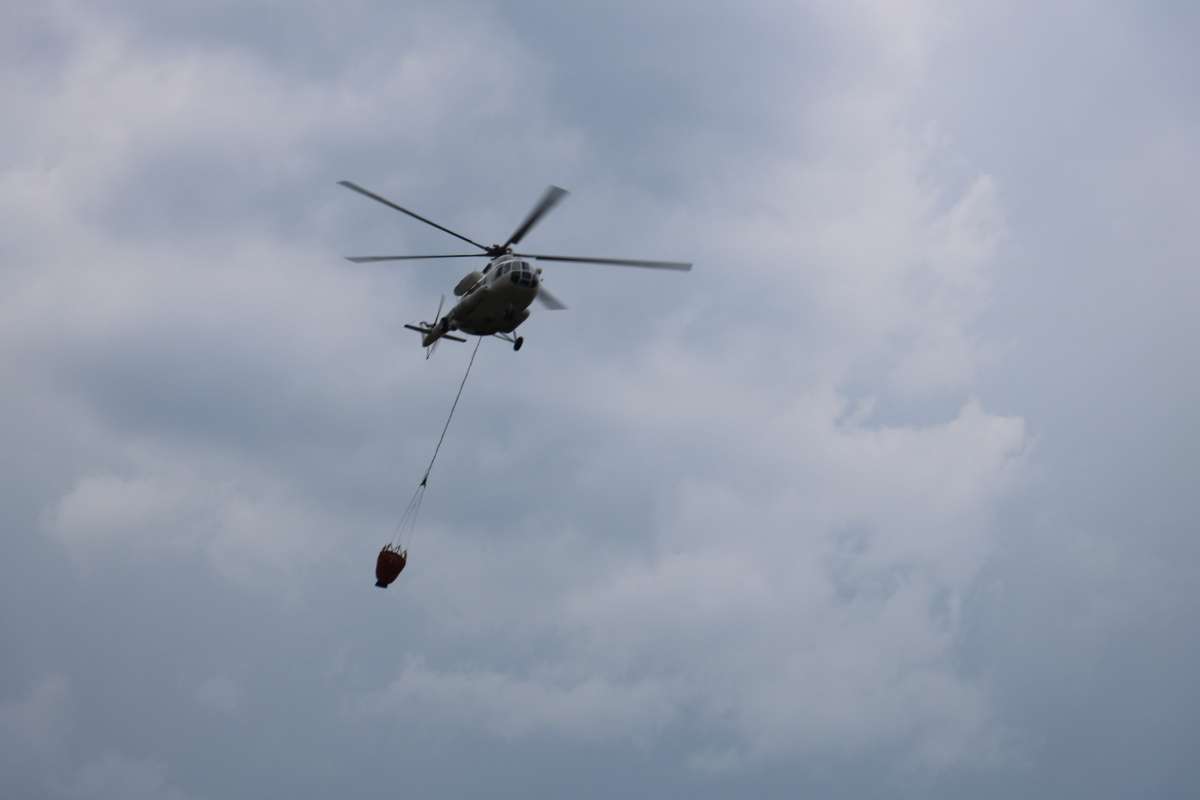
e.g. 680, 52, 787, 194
2, 2, 1198, 798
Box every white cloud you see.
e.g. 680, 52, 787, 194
551, 400, 1024, 766
354, 391, 1028, 768
50, 473, 188, 548
43, 448, 356, 587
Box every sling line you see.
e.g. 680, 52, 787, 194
422, 335, 484, 487
389, 336, 483, 550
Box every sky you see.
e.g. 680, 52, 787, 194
2, 1, 1198, 797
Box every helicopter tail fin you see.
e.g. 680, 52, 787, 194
407, 295, 470, 359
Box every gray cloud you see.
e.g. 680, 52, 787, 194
2, 1, 1197, 798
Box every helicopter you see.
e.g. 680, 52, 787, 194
339, 180, 692, 356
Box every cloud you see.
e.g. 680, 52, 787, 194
1, 1, 583, 592
559, 399, 1024, 766
352, 383, 1027, 768
360, 659, 678, 744
0, 677, 196, 800
13, 0, 1024, 772
329, 2, 1032, 768
43, 450, 353, 586
4, 2, 1196, 798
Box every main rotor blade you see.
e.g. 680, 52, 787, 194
518, 253, 692, 271
338, 180, 489, 252
536, 285, 568, 310
345, 254, 483, 263
503, 186, 568, 249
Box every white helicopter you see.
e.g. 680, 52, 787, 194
339, 180, 692, 355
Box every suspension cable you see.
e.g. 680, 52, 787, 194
389, 336, 484, 551
421, 336, 483, 487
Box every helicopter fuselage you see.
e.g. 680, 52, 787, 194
425, 256, 539, 345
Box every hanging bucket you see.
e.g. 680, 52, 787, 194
375, 545, 407, 588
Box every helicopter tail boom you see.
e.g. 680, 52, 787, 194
403, 323, 467, 344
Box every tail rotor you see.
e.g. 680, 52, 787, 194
425, 295, 445, 360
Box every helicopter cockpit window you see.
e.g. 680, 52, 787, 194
509, 261, 533, 286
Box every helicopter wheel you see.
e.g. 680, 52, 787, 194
513, 337, 524, 352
